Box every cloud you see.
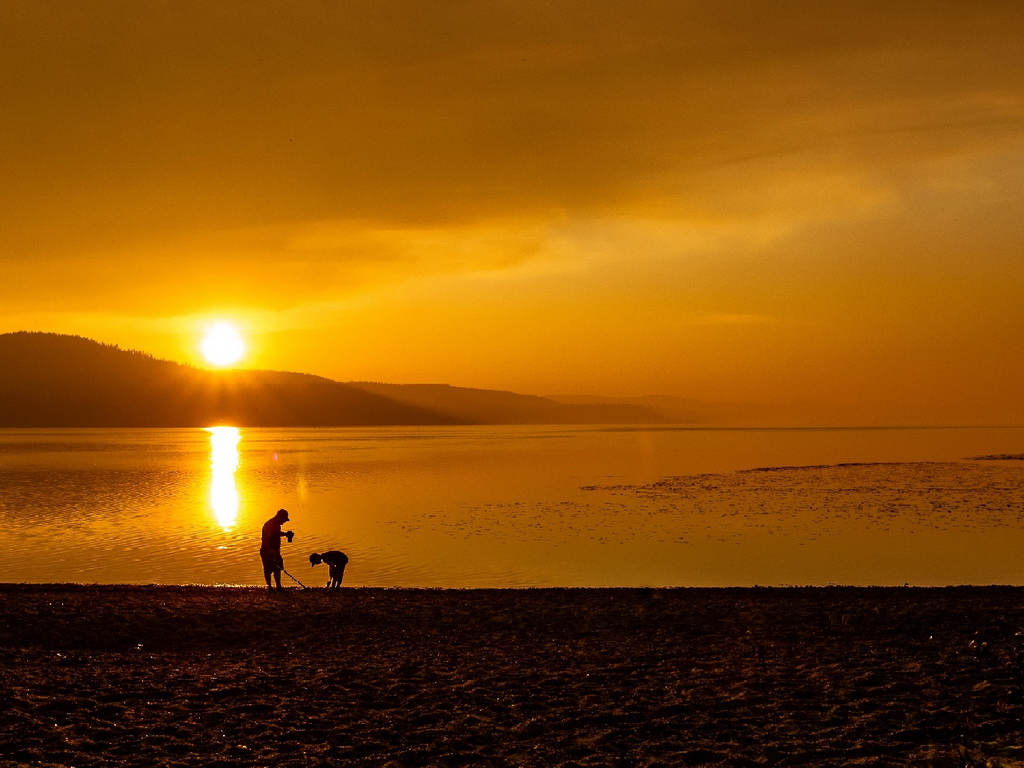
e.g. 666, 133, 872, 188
683, 312, 776, 327
4, 1, 1022, 261
3, 0, 1024, 416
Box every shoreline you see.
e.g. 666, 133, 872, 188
5, 585, 1024, 766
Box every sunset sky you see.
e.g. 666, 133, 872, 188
3, 2, 1023, 424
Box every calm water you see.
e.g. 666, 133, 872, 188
2, 426, 1023, 587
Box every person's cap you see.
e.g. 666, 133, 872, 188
309, 552, 321, 566
277, 508, 290, 520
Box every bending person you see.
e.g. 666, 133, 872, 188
309, 550, 349, 588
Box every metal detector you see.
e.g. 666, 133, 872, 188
282, 567, 308, 589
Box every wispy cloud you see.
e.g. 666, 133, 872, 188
4, 2, 1024, 413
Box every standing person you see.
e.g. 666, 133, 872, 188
309, 550, 349, 589
260, 508, 294, 590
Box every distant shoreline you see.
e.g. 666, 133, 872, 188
7, 333, 1024, 429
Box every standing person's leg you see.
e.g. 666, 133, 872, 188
261, 551, 275, 589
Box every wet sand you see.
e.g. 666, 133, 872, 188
3, 585, 1024, 767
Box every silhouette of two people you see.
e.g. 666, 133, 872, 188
260, 508, 349, 590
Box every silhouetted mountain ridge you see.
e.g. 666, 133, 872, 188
0, 332, 670, 427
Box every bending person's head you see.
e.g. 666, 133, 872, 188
309, 552, 323, 566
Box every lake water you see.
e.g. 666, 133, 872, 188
2, 426, 1023, 587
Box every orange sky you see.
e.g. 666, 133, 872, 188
3, 2, 1023, 424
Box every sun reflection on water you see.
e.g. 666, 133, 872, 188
207, 426, 241, 530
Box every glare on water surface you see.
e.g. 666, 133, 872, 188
3, 426, 1024, 587
206, 426, 241, 530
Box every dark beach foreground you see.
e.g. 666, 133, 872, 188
3, 586, 1024, 767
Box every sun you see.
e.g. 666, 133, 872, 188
200, 322, 246, 367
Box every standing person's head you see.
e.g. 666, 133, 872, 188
276, 508, 290, 522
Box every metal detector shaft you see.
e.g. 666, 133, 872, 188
282, 567, 308, 588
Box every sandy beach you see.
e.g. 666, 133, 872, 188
3, 585, 1024, 767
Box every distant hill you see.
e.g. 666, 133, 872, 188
0, 332, 670, 427
346, 382, 667, 425
545, 393, 864, 427
547, 394, 721, 424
